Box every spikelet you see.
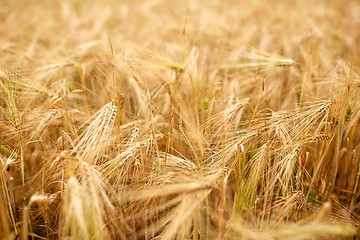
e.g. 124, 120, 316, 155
208, 101, 247, 128
221, 48, 296, 71
345, 106, 352, 121
73, 100, 117, 164
206, 167, 232, 187
158, 152, 196, 172
330, 117, 339, 130
159, 189, 212, 240
273, 190, 306, 222
29, 110, 58, 140
238, 130, 258, 147
311, 134, 331, 141
317, 100, 335, 114
209, 130, 258, 168
29, 193, 56, 206
313, 202, 332, 223
291, 190, 307, 211
269, 144, 301, 195
246, 49, 296, 67
271, 111, 297, 125
61, 176, 111, 240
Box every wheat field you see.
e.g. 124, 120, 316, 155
1, 0, 360, 239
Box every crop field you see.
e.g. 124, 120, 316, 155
1, 0, 360, 239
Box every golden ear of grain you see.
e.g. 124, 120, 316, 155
61, 163, 125, 240
73, 100, 117, 164
313, 202, 332, 223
